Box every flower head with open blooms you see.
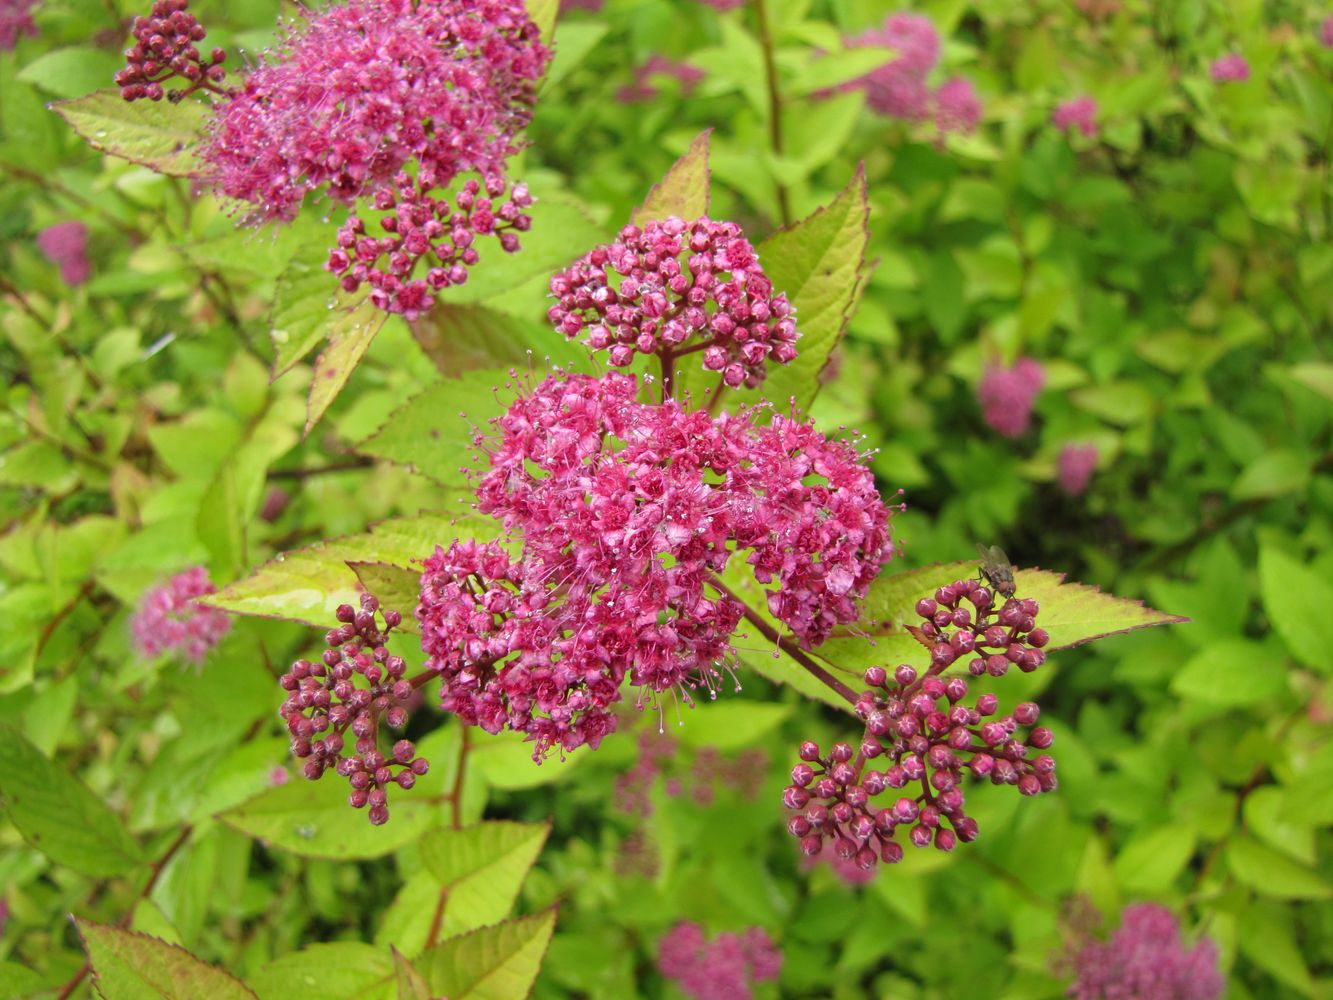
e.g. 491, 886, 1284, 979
1058, 444, 1099, 496
1053, 96, 1099, 137
658, 922, 782, 1000
0, 0, 37, 50
548, 217, 799, 389
417, 371, 896, 758
131, 566, 232, 663
1210, 53, 1250, 82
933, 76, 982, 135
841, 13, 940, 121
978, 357, 1046, 438
203, 0, 549, 222
1065, 903, 1224, 1000
36, 221, 91, 287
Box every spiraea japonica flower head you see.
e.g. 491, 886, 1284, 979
617, 55, 705, 103
1058, 444, 1099, 496
417, 371, 897, 758
933, 76, 983, 134
1053, 96, 1099, 137
1322, 16, 1333, 48
0, 0, 38, 50
658, 921, 782, 1000
279, 593, 429, 825
548, 217, 799, 389
841, 12, 940, 121
783, 576, 1054, 870
36, 221, 91, 287
131, 566, 231, 663
202, 0, 550, 223
115, 0, 227, 103
978, 356, 1046, 438
1210, 53, 1251, 82
1065, 903, 1224, 1000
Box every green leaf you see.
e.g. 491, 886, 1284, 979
416, 911, 556, 1000
1232, 449, 1311, 500
1258, 545, 1333, 672
0, 725, 144, 878
1286, 362, 1333, 402
739, 166, 870, 413
77, 921, 258, 1000
18, 47, 122, 99
1111, 825, 1196, 893
1227, 835, 1333, 900
51, 89, 209, 176
818, 561, 1187, 676
220, 779, 444, 860
408, 302, 583, 376
787, 47, 896, 96
630, 129, 711, 227
393, 948, 432, 1000
0, 961, 45, 998
269, 255, 385, 382
349, 562, 423, 634
526, 0, 557, 44
1238, 903, 1314, 996
418, 821, 550, 936
1170, 639, 1289, 707
356, 370, 515, 487
673, 701, 792, 750
305, 305, 390, 436
203, 513, 468, 627
249, 943, 392, 1000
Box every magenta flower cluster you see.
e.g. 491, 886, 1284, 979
279, 594, 430, 825
1053, 96, 1099, 137
1322, 16, 1333, 48
1058, 444, 1099, 496
204, 0, 548, 222
115, 0, 227, 103
617, 55, 706, 104
416, 371, 895, 759
978, 357, 1046, 438
783, 576, 1055, 869
1210, 53, 1251, 82
131, 566, 231, 663
548, 217, 799, 389
0, 0, 37, 51
658, 922, 782, 1000
36, 221, 90, 287
326, 171, 534, 319
840, 13, 983, 134
1066, 903, 1224, 1000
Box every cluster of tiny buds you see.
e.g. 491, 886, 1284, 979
116, 0, 226, 103
782, 577, 1056, 871
327, 172, 533, 319
279, 593, 429, 825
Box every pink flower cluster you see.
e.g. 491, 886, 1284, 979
203, 0, 549, 223
0, 0, 37, 50
1058, 444, 1098, 496
1322, 16, 1333, 47
977, 357, 1046, 438
327, 171, 534, 319
1053, 96, 1099, 137
548, 217, 799, 389
416, 372, 895, 758
840, 13, 982, 134
658, 922, 782, 1000
115, 0, 227, 103
1210, 53, 1250, 82
1066, 903, 1224, 1000
784, 578, 1055, 870
131, 566, 231, 663
617, 55, 705, 103
36, 221, 91, 287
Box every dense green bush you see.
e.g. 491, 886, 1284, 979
0, 0, 1329, 998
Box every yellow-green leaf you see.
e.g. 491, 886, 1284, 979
52, 89, 209, 176
630, 129, 712, 227
418, 821, 550, 937
416, 911, 555, 1000
78, 921, 258, 1000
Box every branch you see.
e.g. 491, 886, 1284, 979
754, 0, 793, 227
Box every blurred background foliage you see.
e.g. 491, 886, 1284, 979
0, 0, 1330, 997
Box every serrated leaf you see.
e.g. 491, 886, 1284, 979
1258, 545, 1333, 672
1227, 835, 1333, 900
51, 89, 209, 176
1238, 904, 1314, 996
249, 943, 392, 1000
305, 306, 389, 436
739, 166, 870, 413
818, 561, 1186, 677
418, 821, 550, 936
220, 779, 443, 860
526, 0, 557, 44
416, 911, 555, 1000
408, 302, 583, 376
0, 725, 144, 878
203, 513, 470, 627
349, 562, 423, 634
77, 921, 258, 1000
270, 254, 384, 381
630, 129, 711, 227
393, 948, 432, 1000
355, 370, 515, 487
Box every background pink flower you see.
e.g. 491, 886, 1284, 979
1053, 96, 1099, 137
131, 566, 232, 663
36, 221, 91, 286
1067, 903, 1224, 1000
977, 358, 1046, 438
934, 76, 983, 134
1210, 53, 1250, 82
1058, 444, 1099, 496
658, 921, 781, 1000
0, 0, 38, 50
